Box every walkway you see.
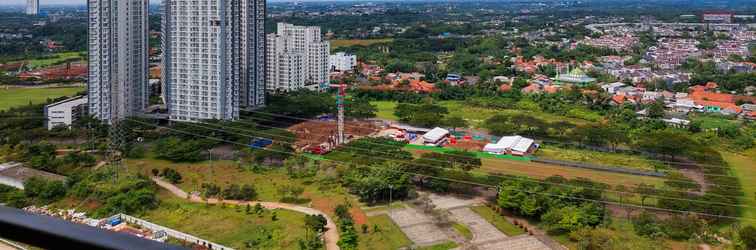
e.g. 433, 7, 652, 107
151, 177, 340, 250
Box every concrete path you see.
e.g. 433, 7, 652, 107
152, 177, 340, 250
449, 207, 507, 245
384, 207, 450, 247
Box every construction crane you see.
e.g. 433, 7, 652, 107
330, 83, 347, 145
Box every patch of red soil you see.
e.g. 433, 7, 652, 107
447, 139, 487, 151
309, 196, 337, 217
350, 207, 368, 225
288, 120, 379, 149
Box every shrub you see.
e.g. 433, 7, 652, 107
159, 168, 182, 184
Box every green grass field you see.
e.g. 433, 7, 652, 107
126, 157, 359, 219
27, 52, 85, 69
476, 157, 665, 187
724, 149, 756, 226
144, 191, 308, 250
470, 206, 526, 236
331, 39, 394, 50
0, 87, 84, 111
358, 214, 413, 250
373, 101, 399, 120
370, 100, 595, 127
535, 145, 662, 172
452, 222, 473, 240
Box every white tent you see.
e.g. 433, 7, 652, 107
483, 135, 536, 156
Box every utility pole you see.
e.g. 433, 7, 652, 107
330, 83, 347, 145
107, 119, 125, 184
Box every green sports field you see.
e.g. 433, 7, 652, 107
27, 52, 86, 69
0, 87, 84, 111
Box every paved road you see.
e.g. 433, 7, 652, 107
152, 177, 340, 250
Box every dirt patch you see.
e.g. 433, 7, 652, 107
678, 168, 708, 194
606, 204, 673, 220
447, 139, 487, 151
288, 120, 380, 149
310, 196, 337, 217
351, 207, 368, 225
309, 195, 368, 224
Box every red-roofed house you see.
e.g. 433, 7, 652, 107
521, 84, 542, 94
544, 85, 560, 94
611, 95, 626, 105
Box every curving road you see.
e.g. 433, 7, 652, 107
151, 177, 340, 250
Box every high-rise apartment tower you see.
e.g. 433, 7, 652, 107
266, 23, 330, 92
162, 0, 266, 122
26, 0, 39, 15
87, 0, 150, 123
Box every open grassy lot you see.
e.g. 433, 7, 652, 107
331, 39, 393, 50
476, 157, 665, 187
143, 191, 308, 250
723, 149, 756, 227
438, 101, 595, 127
0, 87, 84, 111
373, 101, 399, 120
125, 158, 355, 216
403, 146, 663, 188
370, 100, 595, 127
358, 214, 413, 250
470, 206, 526, 236
27, 52, 85, 69
535, 145, 662, 172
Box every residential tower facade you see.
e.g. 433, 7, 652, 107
162, 0, 266, 122
26, 0, 39, 15
266, 23, 330, 92
87, 0, 150, 123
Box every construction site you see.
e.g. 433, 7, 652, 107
16, 61, 87, 81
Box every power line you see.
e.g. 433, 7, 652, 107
241, 109, 736, 170
190, 120, 750, 208
187, 119, 746, 197
149, 119, 750, 209
123, 118, 756, 222
234, 115, 742, 180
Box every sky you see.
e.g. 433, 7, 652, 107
0, 0, 163, 5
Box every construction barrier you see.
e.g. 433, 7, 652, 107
116, 214, 234, 250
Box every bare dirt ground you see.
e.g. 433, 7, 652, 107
679, 168, 708, 194
447, 139, 488, 151
287, 120, 379, 149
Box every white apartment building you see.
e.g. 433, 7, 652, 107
329, 52, 357, 72
44, 96, 88, 130
88, 0, 149, 123
162, 0, 266, 122
26, 0, 39, 15
266, 23, 330, 92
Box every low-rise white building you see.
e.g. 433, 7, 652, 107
44, 96, 88, 130
0, 162, 66, 189
601, 82, 626, 94
329, 52, 357, 72
422, 127, 450, 146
